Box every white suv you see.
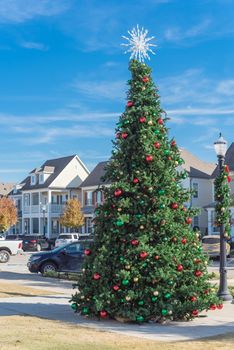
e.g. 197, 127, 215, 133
55, 233, 79, 248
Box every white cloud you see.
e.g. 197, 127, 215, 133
72, 80, 125, 101
164, 19, 211, 43
0, 0, 69, 23
216, 80, 234, 96
20, 41, 48, 51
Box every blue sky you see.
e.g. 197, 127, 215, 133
1, 0, 234, 183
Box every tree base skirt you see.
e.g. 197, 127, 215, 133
114, 316, 132, 323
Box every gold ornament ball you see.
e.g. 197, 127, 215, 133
136, 170, 140, 174
125, 265, 131, 270
148, 120, 153, 125
118, 208, 122, 212
140, 225, 145, 229
125, 296, 131, 301
134, 277, 139, 282
153, 291, 159, 296
80, 296, 85, 300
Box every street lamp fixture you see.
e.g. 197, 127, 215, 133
214, 133, 232, 301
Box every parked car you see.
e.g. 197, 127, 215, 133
27, 240, 93, 274
0, 240, 23, 263
0, 233, 5, 240
202, 235, 231, 258
55, 233, 79, 248
5, 234, 23, 240
22, 235, 49, 252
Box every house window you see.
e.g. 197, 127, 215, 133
85, 191, 93, 206
85, 217, 93, 234
211, 210, 218, 233
23, 194, 30, 206
96, 191, 102, 204
31, 175, 36, 185
52, 219, 60, 234
192, 183, 198, 198
39, 174, 44, 184
32, 218, 39, 234
32, 193, 39, 205
193, 216, 199, 228
24, 218, 30, 234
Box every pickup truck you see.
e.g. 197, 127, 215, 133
0, 240, 23, 263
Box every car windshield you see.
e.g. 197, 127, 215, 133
57, 235, 73, 239
202, 237, 220, 244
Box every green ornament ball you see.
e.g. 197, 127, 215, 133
136, 315, 144, 322
164, 150, 170, 155
158, 190, 165, 195
159, 204, 165, 209
165, 293, 171, 299
122, 279, 130, 286
154, 129, 160, 135
178, 158, 183, 165
116, 219, 124, 227
151, 297, 158, 302
168, 280, 174, 285
71, 303, 77, 311
136, 214, 142, 219
140, 200, 145, 204
138, 300, 144, 306
161, 309, 168, 316
82, 307, 89, 314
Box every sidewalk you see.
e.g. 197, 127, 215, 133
0, 293, 234, 342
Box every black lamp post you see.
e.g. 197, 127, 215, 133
41, 204, 46, 238
214, 133, 232, 301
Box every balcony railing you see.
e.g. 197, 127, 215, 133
51, 204, 65, 214
31, 205, 39, 213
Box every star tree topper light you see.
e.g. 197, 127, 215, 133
122, 25, 157, 62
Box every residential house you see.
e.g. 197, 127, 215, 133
79, 149, 215, 237
0, 182, 15, 197
205, 142, 234, 240
9, 155, 89, 238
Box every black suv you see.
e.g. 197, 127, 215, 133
22, 235, 49, 252
27, 240, 93, 274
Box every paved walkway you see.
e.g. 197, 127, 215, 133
1, 255, 234, 342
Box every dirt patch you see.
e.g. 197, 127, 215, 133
0, 315, 233, 350
0, 282, 60, 298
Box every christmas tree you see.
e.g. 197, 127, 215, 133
71, 27, 221, 323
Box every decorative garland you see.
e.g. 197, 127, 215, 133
214, 164, 231, 238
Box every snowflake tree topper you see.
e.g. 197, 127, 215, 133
122, 25, 156, 62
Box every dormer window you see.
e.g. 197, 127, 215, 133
31, 175, 36, 185
39, 173, 44, 184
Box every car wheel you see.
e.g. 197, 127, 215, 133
41, 262, 57, 274
0, 250, 10, 263
36, 244, 41, 252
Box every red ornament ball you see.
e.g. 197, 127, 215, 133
181, 238, 187, 245
157, 118, 164, 125
139, 117, 146, 123
131, 239, 139, 246
140, 251, 148, 259
142, 76, 149, 83
127, 101, 133, 107
171, 140, 177, 147
113, 285, 120, 291
93, 273, 101, 280
171, 203, 179, 210
155, 255, 160, 260
100, 310, 108, 318
114, 189, 122, 197
209, 304, 217, 311
177, 264, 183, 271
153, 142, 161, 149
84, 249, 91, 256
186, 217, 193, 224
122, 132, 128, 139
146, 155, 153, 162
217, 304, 223, 310
133, 178, 139, 184
190, 296, 197, 302
194, 270, 202, 277
192, 310, 199, 317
